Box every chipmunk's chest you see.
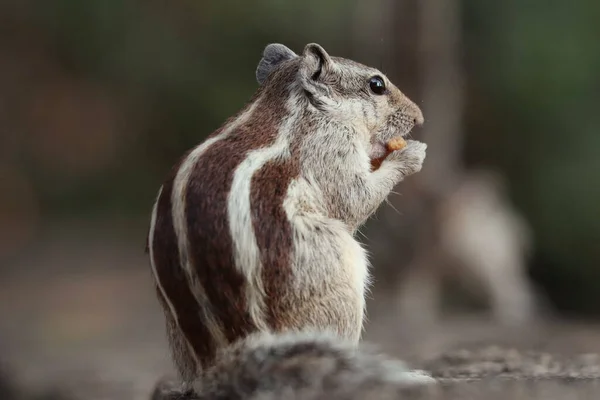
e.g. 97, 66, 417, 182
271, 212, 369, 341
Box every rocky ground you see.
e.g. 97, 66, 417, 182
1, 225, 600, 400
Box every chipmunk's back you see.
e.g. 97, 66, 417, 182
149, 70, 301, 372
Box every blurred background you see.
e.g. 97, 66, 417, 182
1, 0, 600, 399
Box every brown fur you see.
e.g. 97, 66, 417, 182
250, 147, 301, 330
151, 155, 217, 379
153, 68, 300, 370
185, 76, 296, 339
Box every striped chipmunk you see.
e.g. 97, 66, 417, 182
146, 43, 434, 399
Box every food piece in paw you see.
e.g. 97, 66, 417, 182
386, 137, 407, 152
371, 137, 407, 171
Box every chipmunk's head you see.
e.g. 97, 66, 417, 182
256, 43, 424, 165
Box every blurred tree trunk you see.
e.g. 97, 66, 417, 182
351, 0, 442, 315
351, 0, 424, 276
353, 0, 539, 327
390, 0, 466, 325
417, 0, 464, 194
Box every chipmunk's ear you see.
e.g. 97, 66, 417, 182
299, 43, 334, 83
256, 43, 298, 85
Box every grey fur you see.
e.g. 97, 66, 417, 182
152, 331, 435, 400
256, 43, 298, 85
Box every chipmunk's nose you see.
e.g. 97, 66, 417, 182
397, 94, 424, 127
393, 88, 424, 126
411, 105, 424, 127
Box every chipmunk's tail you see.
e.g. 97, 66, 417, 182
152, 330, 435, 400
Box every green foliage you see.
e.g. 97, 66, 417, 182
19, 0, 353, 217
464, 0, 600, 313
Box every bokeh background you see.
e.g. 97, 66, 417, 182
1, 0, 600, 399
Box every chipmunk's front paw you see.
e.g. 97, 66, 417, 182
387, 140, 427, 178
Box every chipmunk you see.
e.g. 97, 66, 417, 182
147, 42, 430, 397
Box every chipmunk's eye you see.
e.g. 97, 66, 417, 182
369, 76, 386, 95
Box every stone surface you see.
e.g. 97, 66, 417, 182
1, 228, 600, 399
